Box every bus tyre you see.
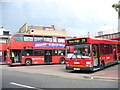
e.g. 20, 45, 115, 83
25, 59, 32, 66
100, 61, 105, 70
8, 64, 12, 67
118, 60, 120, 64
60, 58, 65, 64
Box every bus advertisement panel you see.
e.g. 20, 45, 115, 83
7, 33, 71, 66
65, 37, 120, 71
0, 36, 9, 64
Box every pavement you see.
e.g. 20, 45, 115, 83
86, 64, 120, 80
1, 63, 120, 81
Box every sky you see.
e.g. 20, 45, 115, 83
0, 0, 119, 37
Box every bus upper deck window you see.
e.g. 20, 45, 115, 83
58, 37, 65, 43
14, 35, 23, 41
44, 36, 52, 42
24, 35, 33, 41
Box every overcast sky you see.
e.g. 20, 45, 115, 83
0, 0, 119, 37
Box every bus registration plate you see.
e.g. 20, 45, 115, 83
74, 68, 80, 70
74, 62, 80, 64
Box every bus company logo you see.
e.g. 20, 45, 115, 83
34, 42, 65, 47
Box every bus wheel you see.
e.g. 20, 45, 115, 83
8, 64, 12, 67
60, 58, 65, 64
100, 61, 105, 70
25, 59, 32, 66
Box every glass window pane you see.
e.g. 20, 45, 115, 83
34, 50, 44, 56
53, 37, 57, 42
53, 50, 65, 56
34, 36, 44, 42
24, 35, 33, 41
0, 51, 2, 56
66, 37, 71, 40
44, 36, 52, 42
58, 37, 65, 42
22, 50, 33, 56
14, 35, 23, 41
0, 38, 8, 43
66, 44, 91, 59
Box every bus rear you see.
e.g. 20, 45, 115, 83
0, 36, 9, 64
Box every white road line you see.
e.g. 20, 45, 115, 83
10, 82, 36, 89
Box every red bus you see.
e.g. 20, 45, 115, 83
0, 36, 9, 64
110, 37, 120, 41
7, 33, 71, 66
65, 37, 120, 71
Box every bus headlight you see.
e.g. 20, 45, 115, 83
86, 62, 91, 64
66, 64, 70, 66
86, 65, 90, 67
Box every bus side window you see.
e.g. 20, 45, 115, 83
14, 34, 23, 41
24, 35, 33, 41
23, 50, 33, 56
57, 37, 65, 43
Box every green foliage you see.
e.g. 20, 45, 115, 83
112, 4, 120, 8
73, 36, 77, 38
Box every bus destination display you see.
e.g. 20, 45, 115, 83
68, 38, 87, 44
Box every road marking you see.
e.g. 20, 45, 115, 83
10, 82, 36, 89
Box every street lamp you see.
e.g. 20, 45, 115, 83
112, 1, 120, 19
112, 1, 120, 33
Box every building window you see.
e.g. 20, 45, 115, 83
3, 31, 9, 35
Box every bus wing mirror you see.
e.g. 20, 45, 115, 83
70, 57, 72, 59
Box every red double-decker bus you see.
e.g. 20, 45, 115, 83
65, 37, 120, 71
0, 36, 9, 64
7, 33, 71, 66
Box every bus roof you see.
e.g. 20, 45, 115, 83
12, 33, 72, 38
66, 37, 120, 45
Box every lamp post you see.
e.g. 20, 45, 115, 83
112, 1, 120, 33
118, 1, 120, 33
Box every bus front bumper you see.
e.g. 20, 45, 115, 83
66, 66, 98, 71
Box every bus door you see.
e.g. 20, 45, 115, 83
92, 44, 100, 67
4, 51, 7, 62
11, 50, 22, 63
45, 50, 52, 64
0, 51, 2, 63
113, 44, 117, 61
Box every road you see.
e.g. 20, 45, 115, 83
1, 64, 119, 89
2, 69, 119, 89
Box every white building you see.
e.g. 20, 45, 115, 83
94, 26, 119, 40
0, 27, 10, 36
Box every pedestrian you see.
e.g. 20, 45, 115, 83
113, 49, 117, 60
12, 52, 15, 63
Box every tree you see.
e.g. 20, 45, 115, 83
73, 36, 77, 38
112, 1, 120, 19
